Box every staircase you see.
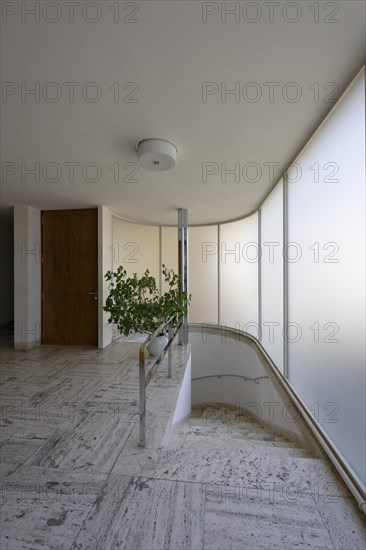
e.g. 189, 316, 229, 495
156, 402, 339, 497
180, 403, 313, 456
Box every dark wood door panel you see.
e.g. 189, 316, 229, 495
42, 209, 98, 346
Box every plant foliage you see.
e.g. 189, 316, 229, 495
104, 265, 191, 337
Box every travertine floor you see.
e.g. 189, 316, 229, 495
1, 335, 365, 550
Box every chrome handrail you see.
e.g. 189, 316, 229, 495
138, 316, 176, 447
192, 374, 269, 383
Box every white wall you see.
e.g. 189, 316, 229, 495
12, 205, 114, 351
112, 217, 160, 283
14, 205, 41, 349
0, 219, 14, 327
98, 206, 114, 349
161, 226, 178, 294
172, 352, 192, 425
190, 329, 300, 436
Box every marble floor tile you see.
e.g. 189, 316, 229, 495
1, 454, 104, 550
1, 489, 94, 550
316, 494, 366, 549
88, 380, 139, 404
111, 413, 171, 477
26, 377, 103, 408
3, 465, 107, 505
203, 488, 335, 549
4, 356, 70, 378
0, 416, 64, 444
154, 436, 346, 497
0, 365, 41, 384
0, 441, 41, 464
0, 380, 49, 401
52, 362, 120, 380
1, 378, 103, 429
71, 475, 204, 550
1, 340, 363, 550
28, 410, 136, 474
0, 462, 21, 479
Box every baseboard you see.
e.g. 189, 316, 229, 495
14, 340, 40, 351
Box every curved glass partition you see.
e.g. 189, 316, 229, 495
287, 71, 365, 487
108, 69, 365, 493
188, 225, 219, 324
260, 180, 284, 372
219, 214, 259, 336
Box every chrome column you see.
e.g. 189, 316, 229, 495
283, 174, 289, 380
178, 208, 188, 345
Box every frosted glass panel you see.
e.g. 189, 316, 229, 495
161, 226, 178, 294
260, 180, 284, 372
220, 213, 258, 336
287, 72, 365, 487
188, 226, 218, 324
112, 217, 160, 283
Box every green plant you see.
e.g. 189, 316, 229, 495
104, 264, 191, 337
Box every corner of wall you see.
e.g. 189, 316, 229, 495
14, 205, 41, 350
98, 206, 114, 349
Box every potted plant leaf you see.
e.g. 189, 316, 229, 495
104, 264, 191, 356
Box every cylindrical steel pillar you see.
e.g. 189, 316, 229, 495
178, 208, 188, 345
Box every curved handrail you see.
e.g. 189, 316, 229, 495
192, 374, 269, 383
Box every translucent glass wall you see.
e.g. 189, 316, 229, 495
188, 226, 218, 324
220, 214, 259, 336
112, 216, 259, 331
260, 180, 284, 372
287, 72, 365, 487
111, 71, 365, 494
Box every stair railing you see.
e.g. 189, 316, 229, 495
138, 316, 175, 447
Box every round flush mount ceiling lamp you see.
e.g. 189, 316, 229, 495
136, 139, 177, 171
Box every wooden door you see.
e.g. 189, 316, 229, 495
41, 209, 98, 346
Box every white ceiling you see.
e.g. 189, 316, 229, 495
1, 0, 365, 225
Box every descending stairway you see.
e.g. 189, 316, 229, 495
185, 404, 311, 453
156, 402, 338, 497
169, 402, 315, 457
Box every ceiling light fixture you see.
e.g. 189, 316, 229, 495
136, 139, 177, 171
